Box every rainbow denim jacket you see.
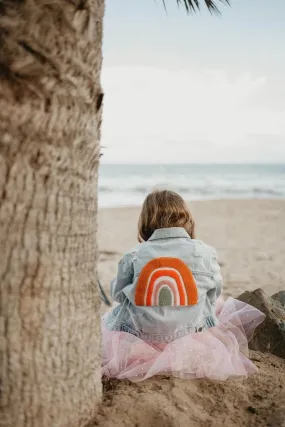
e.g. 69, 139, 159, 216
105, 227, 223, 343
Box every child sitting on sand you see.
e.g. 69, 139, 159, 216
102, 190, 265, 382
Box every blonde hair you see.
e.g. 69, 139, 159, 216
138, 190, 196, 242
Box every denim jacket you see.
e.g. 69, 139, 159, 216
105, 227, 222, 343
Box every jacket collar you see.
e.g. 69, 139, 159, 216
148, 227, 190, 241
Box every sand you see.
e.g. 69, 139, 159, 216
94, 200, 285, 427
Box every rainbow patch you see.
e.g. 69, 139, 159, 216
135, 257, 198, 307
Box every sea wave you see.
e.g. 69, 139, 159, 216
98, 164, 285, 207
98, 185, 285, 197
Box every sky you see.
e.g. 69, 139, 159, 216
101, 0, 285, 164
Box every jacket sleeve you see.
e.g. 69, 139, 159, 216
207, 251, 223, 304
110, 252, 134, 303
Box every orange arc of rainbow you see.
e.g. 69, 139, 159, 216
135, 257, 198, 306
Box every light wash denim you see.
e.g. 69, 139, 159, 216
105, 227, 223, 343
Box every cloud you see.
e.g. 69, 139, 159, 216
101, 66, 285, 163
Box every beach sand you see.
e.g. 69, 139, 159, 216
94, 200, 285, 427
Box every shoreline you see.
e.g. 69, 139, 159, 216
98, 197, 285, 210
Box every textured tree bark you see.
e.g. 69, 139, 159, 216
0, 1, 104, 426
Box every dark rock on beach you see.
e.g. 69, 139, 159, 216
237, 288, 285, 359
272, 290, 285, 307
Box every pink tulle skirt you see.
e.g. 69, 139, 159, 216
102, 297, 265, 382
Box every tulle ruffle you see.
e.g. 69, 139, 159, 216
102, 297, 265, 382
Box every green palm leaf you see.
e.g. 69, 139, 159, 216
162, 0, 230, 14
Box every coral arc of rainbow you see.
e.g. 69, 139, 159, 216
135, 257, 198, 307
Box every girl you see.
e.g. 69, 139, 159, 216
102, 190, 265, 382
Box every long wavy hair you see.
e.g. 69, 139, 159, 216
138, 190, 196, 242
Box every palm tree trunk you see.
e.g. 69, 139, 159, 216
0, 1, 104, 426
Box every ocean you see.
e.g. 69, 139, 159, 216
98, 164, 285, 208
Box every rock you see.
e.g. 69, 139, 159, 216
272, 291, 285, 307
237, 288, 285, 359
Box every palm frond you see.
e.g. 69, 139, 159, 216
175, 0, 230, 14
162, 0, 167, 13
